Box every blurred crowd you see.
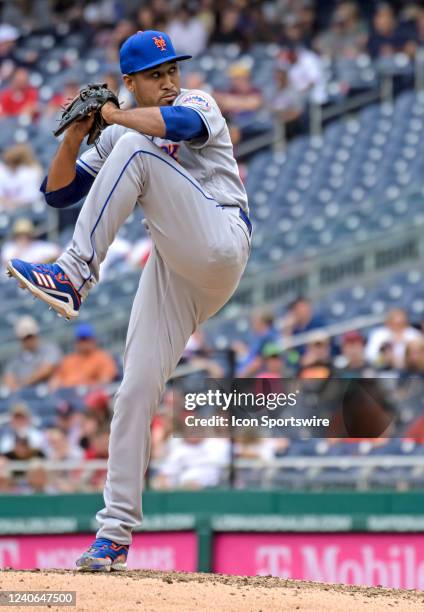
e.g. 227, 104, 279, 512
2, 0, 424, 494
0, 1, 424, 160
0, 389, 112, 494
1, 1, 424, 273
0, 213, 153, 279
235, 299, 424, 377
4, 0, 424, 61
2, 299, 424, 494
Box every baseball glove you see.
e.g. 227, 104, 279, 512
53, 83, 120, 145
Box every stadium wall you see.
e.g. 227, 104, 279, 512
1, 491, 424, 587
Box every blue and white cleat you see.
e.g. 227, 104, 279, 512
76, 538, 129, 572
6, 259, 81, 320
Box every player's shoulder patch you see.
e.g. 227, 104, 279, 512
179, 91, 212, 112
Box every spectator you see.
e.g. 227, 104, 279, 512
281, 12, 310, 48
210, 6, 247, 47
44, 79, 80, 118
298, 0, 318, 44
84, 425, 110, 490
236, 310, 279, 377
183, 70, 211, 93
43, 428, 83, 493
404, 414, 424, 442
180, 330, 224, 376
375, 341, 398, 373
79, 411, 101, 452
85, 425, 110, 460
224, 118, 248, 177
409, 5, 424, 51
44, 427, 82, 460
271, 61, 304, 135
285, 297, 324, 334
150, 0, 169, 24
79, 391, 111, 468
299, 331, 332, 375
84, 387, 111, 419
335, 331, 374, 376
226, 119, 248, 177
152, 437, 230, 489
0, 457, 13, 492
83, 0, 120, 26
315, 1, 368, 59
0, 144, 43, 210
0, 403, 44, 454
0, 66, 38, 117
238, 3, 275, 45
1, 218, 61, 267
197, 0, 217, 38
214, 62, 265, 138
2, 316, 62, 392
167, 4, 208, 57
365, 309, 422, 369
256, 343, 285, 378
3, 434, 45, 461
24, 461, 56, 494
104, 19, 135, 64
50, 323, 117, 389
403, 338, 424, 374
279, 45, 328, 106
0, 24, 19, 85
151, 388, 175, 461
233, 431, 277, 461
367, 3, 410, 58
55, 401, 82, 449
282, 297, 326, 362
136, 6, 156, 31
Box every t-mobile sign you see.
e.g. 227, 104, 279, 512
0, 532, 197, 571
214, 533, 424, 589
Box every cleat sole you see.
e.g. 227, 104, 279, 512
75, 560, 127, 572
111, 562, 127, 571
6, 262, 79, 320
77, 564, 111, 572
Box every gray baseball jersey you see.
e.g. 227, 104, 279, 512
77, 88, 249, 214
55, 87, 251, 544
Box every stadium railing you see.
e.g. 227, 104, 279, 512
3, 453, 424, 493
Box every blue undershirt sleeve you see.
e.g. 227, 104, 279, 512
40, 164, 95, 208
160, 106, 208, 142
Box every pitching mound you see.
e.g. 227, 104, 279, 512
1, 569, 423, 611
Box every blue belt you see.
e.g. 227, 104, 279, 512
220, 205, 252, 236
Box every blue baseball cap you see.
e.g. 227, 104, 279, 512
120, 30, 192, 75
75, 323, 95, 340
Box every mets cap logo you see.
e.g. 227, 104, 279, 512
153, 36, 167, 51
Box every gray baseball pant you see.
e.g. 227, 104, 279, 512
57, 131, 250, 543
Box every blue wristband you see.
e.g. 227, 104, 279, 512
40, 164, 95, 208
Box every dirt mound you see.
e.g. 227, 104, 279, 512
1, 569, 423, 611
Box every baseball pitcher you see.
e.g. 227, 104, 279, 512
6, 30, 251, 571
